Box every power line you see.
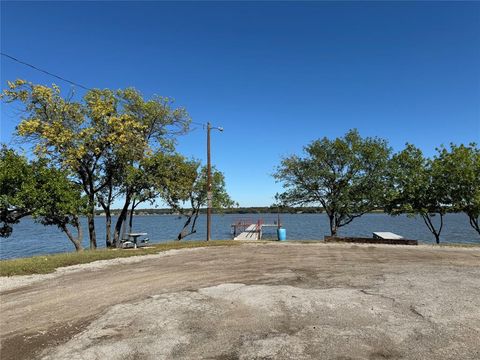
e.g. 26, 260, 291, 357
1, 52, 91, 90
1, 52, 213, 129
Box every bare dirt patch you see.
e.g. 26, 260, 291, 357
1, 243, 479, 359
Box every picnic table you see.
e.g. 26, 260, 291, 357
127, 232, 148, 249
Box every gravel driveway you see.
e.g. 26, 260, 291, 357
1, 242, 479, 360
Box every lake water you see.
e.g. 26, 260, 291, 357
0, 213, 478, 260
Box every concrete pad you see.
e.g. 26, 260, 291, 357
40, 282, 480, 360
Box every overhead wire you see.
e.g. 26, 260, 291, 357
1, 52, 211, 128
1, 52, 91, 90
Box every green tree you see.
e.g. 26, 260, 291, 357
121, 152, 191, 238
31, 159, 87, 251
161, 159, 235, 240
0, 146, 36, 237
0, 146, 86, 250
434, 143, 480, 236
107, 88, 190, 247
274, 129, 391, 236
386, 144, 450, 244
1, 80, 190, 249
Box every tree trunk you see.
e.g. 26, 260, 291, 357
87, 215, 96, 249
328, 213, 337, 236
177, 199, 201, 241
87, 213, 96, 249
61, 223, 83, 252
86, 193, 97, 249
105, 209, 112, 248
113, 194, 131, 248
99, 181, 114, 248
77, 222, 83, 251
422, 213, 443, 244
177, 209, 199, 240
128, 201, 136, 234
98, 197, 113, 248
468, 213, 480, 236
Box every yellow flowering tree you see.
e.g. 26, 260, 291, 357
2, 80, 190, 249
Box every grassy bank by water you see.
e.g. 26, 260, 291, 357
0, 240, 240, 277
2, 240, 477, 277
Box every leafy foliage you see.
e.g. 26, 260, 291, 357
31, 159, 87, 250
161, 159, 236, 240
433, 143, 480, 235
120, 152, 197, 236
1, 80, 191, 248
0, 146, 86, 250
274, 129, 391, 236
386, 144, 451, 243
0, 146, 35, 237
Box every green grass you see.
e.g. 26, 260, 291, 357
0, 240, 241, 277
3, 240, 477, 277
435, 242, 480, 248
284, 239, 480, 246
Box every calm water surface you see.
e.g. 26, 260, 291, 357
0, 213, 478, 259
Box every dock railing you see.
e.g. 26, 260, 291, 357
231, 218, 256, 238
231, 217, 281, 238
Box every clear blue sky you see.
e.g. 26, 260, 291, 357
1, 1, 479, 207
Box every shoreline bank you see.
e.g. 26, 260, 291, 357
1, 240, 478, 280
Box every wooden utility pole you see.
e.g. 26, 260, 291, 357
207, 122, 212, 241
205, 122, 223, 241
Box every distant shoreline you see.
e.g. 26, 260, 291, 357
94, 207, 387, 217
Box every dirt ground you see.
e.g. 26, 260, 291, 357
1, 242, 479, 360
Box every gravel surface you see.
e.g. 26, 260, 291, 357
0, 247, 205, 292
1, 242, 479, 360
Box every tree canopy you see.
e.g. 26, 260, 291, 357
385, 144, 451, 243
433, 143, 480, 235
0, 146, 36, 237
274, 129, 391, 236
0, 146, 86, 250
161, 159, 236, 240
1, 80, 191, 248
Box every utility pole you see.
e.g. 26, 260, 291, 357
206, 122, 212, 241
206, 122, 223, 241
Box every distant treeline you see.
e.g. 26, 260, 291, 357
95, 206, 332, 216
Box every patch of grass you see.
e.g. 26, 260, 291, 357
284, 240, 480, 249
286, 240, 325, 244
0, 240, 240, 277
435, 243, 480, 248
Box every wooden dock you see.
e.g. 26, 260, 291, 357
232, 219, 280, 240
234, 224, 260, 240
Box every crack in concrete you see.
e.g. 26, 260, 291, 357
409, 305, 426, 319
359, 289, 397, 303
359, 289, 436, 327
